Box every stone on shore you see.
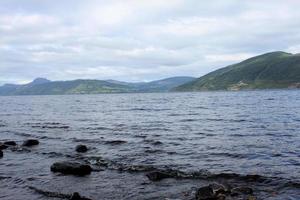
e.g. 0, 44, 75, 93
0, 150, 3, 158
75, 145, 88, 153
22, 139, 39, 147
51, 162, 92, 176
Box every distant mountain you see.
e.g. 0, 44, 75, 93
107, 76, 196, 92
174, 51, 300, 91
0, 76, 195, 95
27, 78, 51, 85
0, 79, 132, 95
133, 76, 196, 92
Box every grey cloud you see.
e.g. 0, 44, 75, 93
0, 0, 300, 84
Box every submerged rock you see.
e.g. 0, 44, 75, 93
0, 143, 8, 150
28, 186, 92, 200
4, 141, 17, 146
146, 171, 171, 181
195, 184, 255, 200
22, 139, 39, 147
51, 162, 92, 176
195, 185, 216, 200
231, 186, 253, 196
76, 145, 88, 153
209, 183, 229, 195
70, 192, 92, 200
105, 140, 127, 145
0, 150, 3, 158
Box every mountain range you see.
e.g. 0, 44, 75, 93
0, 77, 195, 95
1, 51, 300, 95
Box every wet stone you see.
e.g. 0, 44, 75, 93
231, 186, 253, 196
0, 143, 8, 150
209, 183, 228, 194
51, 162, 92, 176
105, 140, 127, 145
22, 139, 39, 147
195, 185, 216, 200
70, 192, 92, 200
76, 145, 88, 153
0, 150, 3, 158
216, 194, 226, 200
146, 171, 172, 181
4, 141, 17, 146
247, 196, 257, 200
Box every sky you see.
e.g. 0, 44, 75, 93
1, 0, 300, 84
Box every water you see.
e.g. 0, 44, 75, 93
0, 91, 299, 199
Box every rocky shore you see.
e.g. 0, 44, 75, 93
2, 138, 299, 200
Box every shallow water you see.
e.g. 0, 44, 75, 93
0, 91, 300, 199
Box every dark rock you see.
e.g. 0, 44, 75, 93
209, 183, 229, 195
216, 194, 226, 200
195, 185, 216, 200
70, 192, 92, 200
0, 150, 3, 158
152, 141, 163, 145
244, 174, 263, 182
146, 171, 171, 181
51, 162, 92, 176
144, 139, 163, 145
76, 145, 88, 153
231, 186, 253, 196
104, 140, 127, 145
22, 139, 39, 147
4, 141, 17, 146
0, 144, 8, 150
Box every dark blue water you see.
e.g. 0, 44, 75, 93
0, 91, 299, 199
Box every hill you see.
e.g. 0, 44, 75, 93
106, 76, 195, 92
0, 76, 195, 95
134, 76, 196, 92
174, 51, 300, 91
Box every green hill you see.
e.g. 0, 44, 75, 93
174, 51, 300, 91
0, 79, 132, 95
0, 77, 195, 95
132, 76, 196, 92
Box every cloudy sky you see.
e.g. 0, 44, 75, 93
1, 0, 300, 84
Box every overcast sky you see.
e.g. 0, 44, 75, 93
1, 0, 300, 84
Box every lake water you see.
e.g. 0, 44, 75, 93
0, 91, 299, 199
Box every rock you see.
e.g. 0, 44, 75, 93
70, 192, 92, 200
4, 141, 17, 146
146, 171, 171, 181
51, 162, 92, 176
216, 194, 226, 200
22, 139, 39, 147
209, 183, 229, 195
195, 185, 216, 200
0, 150, 3, 158
104, 140, 127, 145
152, 141, 163, 145
76, 145, 88, 153
231, 186, 253, 196
0, 144, 8, 150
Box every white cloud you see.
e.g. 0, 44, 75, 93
205, 53, 255, 63
0, 0, 300, 84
